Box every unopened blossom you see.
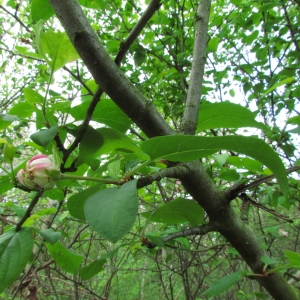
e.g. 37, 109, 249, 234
17, 154, 61, 190
279, 229, 289, 238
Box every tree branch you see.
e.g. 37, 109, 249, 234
164, 223, 215, 243
61, 86, 103, 171
228, 165, 300, 200
16, 190, 44, 231
182, 0, 211, 134
114, 0, 162, 66
49, 0, 173, 138
137, 164, 189, 188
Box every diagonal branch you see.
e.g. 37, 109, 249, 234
182, 0, 211, 134
49, 0, 173, 138
16, 190, 44, 231
228, 165, 300, 200
115, 0, 162, 66
60, 0, 162, 169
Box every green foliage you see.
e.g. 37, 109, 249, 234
67, 184, 104, 221
84, 180, 138, 243
0, 228, 34, 293
46, 242, 84, 274
0, 0, 299, 298
70, 98, 131, 133
141, 135, 288, 194
145, 197, 204, 226
197, 102, 267, 131
35, 20, 79, 71
201, 271, 246, 298
30, 125, 58, 147
31, 0, 55, 22
39, 228, 62, 245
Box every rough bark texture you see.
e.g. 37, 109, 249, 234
49, 1, 299, 299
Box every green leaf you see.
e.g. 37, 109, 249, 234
46, 242, 83, 274
43, 188, 65, 201
76, 126, 104, 166
262, 77, 295, 96
283, 250, 300, 269
146, 235, 164, 247
0, 114, 20, 122
77, 127, 142, 166
134, 50, 147, 66
30, 125, 58, 147
287, 115, 300, 125
94, 128, 141, 156
39, 229, 62, 245
80, 259, 106, 280
197, 102, 267, 131
67, 184, 104, 221
70, 99, 131, 132
9, 102, 35, 119
207, 37, 219, 52
23, 88, 44, 105
226, 156, 263, 173
148, 198, 204, 226
201, 270, 245, 298
15, 46, 41, 60
0, 183, 15, 194
0, 228, 34, 293
84, 180, 138, 243
79, 0, 105, 10
35, 21, 79, 71
219, 169, 240, 182
213, 153, 230, 167
80, 246, 121, 280
141, 135, 288, 195
3, 142, 16, 164
175, 237, 190, 250
261, 255, 280, 267
107, 159, 121, 180
31, 0, 55, 22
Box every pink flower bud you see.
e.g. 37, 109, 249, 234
17, 154, 61, 190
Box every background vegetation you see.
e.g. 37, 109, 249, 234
0, 0, 299, 299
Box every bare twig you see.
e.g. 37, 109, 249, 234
15, 190, 44, 231
228, 165, 300, 200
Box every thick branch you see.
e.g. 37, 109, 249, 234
49, 0, 173, 138
182, 0, 211, 134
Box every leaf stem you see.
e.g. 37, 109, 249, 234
60, 173, 123, 185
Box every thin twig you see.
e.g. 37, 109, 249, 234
114, 0, 162, 66
228, 165, 300, 200
16, 190, 44, 231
